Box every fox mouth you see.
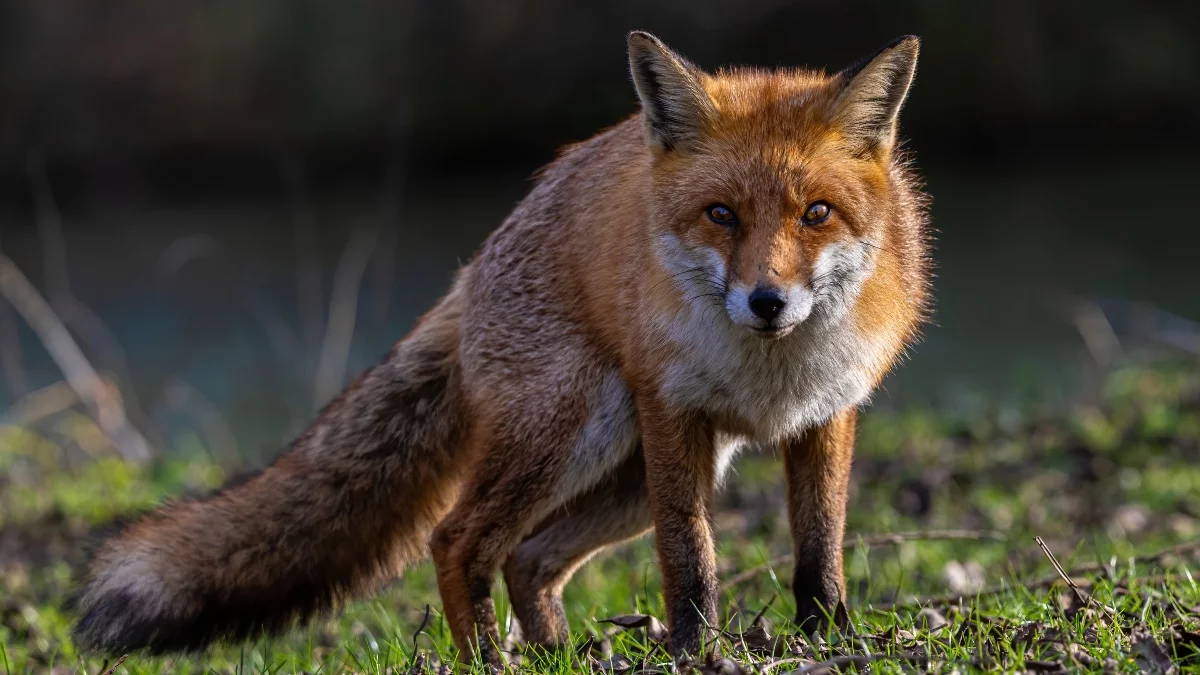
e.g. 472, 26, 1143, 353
749, 323, 796, 339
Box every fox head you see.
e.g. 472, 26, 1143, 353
629, 32, 922, 340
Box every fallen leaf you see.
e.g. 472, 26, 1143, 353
598, 614, 669, 642
594, 654, 634, 673
697, 656, 744, 675
1024, 659, 1067, 673
736, 622, 786, 657
1011, 621, 1043, 651
1171, 627, 1200, 651
1132, 629, 1177, 675
943, 559, 986, 595
916, 607, 948, 631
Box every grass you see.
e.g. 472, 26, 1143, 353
3, 358, 1200, 673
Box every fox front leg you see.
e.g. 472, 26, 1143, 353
783, 408, 857, 632
638, 398, 720, 658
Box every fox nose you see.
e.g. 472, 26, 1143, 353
748, 287, 787, 322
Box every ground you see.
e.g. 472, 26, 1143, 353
2, 358, 1200, 674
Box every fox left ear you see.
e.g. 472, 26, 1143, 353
831, 36, 920, 157
627, 31, 716, 153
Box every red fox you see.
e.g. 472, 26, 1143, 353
73, 31, 929, 666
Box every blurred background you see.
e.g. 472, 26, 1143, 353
0, 0, 1197, 464
1, 4, 1200, 671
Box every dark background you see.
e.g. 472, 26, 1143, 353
1, 0, 1197, 462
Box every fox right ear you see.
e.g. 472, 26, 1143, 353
627, 31, 715, 153
831, 35, 920, 158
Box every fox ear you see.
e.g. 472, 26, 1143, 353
832, 35, 920, 157
627, 31, 715, 153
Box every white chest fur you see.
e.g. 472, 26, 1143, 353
659, 309, 878, 442
651, 234, 887, 443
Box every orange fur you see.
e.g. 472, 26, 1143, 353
73, 32, 930, 667
783, 409, 858, 630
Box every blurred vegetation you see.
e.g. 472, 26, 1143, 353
1, 0, 1196, 190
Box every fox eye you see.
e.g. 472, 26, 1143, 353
801, 201, 831, 226
706, 204, 738, 226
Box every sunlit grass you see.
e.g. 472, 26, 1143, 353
2, 359, 1200, 672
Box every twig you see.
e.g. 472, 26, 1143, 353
313, 227, 377, 409
1056, 293, 1122, 366
0, 251, 151, 463
412, 603, 432, 648
99, 654, 128, 675
1035, 536, 1121, 624
750, 594, 776, 627
722, 530, 1004, 590
721, 557, 792, 592
786, 651, 929, 674
850, 530, 1005, 547
1035, 536, 1091, 610
873, 575, 1067, 612
876, 539, 1200, 611
0, 376, 114, 427
757, 656, 810, 673
1128, 301, 1200, 357
27, 150, 147, 428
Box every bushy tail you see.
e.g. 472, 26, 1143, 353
73, 277, 471, 654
